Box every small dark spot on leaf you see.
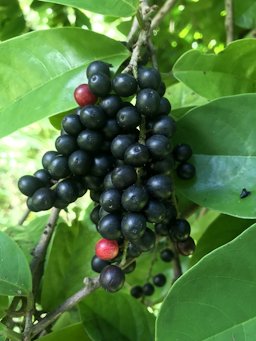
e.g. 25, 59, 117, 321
240, 188, 251, 199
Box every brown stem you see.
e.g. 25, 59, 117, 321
151, 0, 178, 31
31, 277, 100, 338
225, 0, 234, 44
30, 207, 60, 296
18, 209, 30, 226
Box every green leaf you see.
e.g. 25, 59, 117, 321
166, 82, 207, 109
156, 223, 256, 341
190, 214, 254, 266
0, 28, 129, 138
234, 0, 256, 29
0, 231, 32, 296
79, 289, 155, 341
0, 296, 9, 319
0, 0, 26, 41
38, 323, 91, 341
39, 0, 139, 17
41, 212, 98, 310
175, 93, 256, 218
173, 39, 256, 100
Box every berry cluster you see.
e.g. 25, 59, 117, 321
18, 59, 196, 295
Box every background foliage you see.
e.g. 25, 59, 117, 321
0, 0, 256, 340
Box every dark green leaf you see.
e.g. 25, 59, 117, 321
173, 39, 256, 99
41, 211, 98, 310
0, 297, 9, 318
0, 231, 32, 296
79, 289, 155, 341
234, 0, 256, 29
39, 0, 139, 17
190, 214, 254, 266
175, 94, 256, 218
38, 323, 91, 341
157, 223, 256, 340
0, 28, 129, 138
0, 0, 26, 41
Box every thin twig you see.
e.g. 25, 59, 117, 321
127, 17, 139, 47
225, 0, 234, 44
18, 209, 30, 226
148, 38, 158, 69
151, 0, 178, 31
31, 277, 100, 338
30, 207, 60, 296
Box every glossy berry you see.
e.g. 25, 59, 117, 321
111, 134, 136, 160
116, 106, 141, 130
154, 223, 169, 236
136, 89, 160, 117
53, 197, 69, 209
62, 113, 83, 136
48, 156, 70, 180
30, 188, 55, 211
124, 143, 150, 166
138, 67, 161, 90
121, 213, 147, 241
90, 205, 101, 224
158, 81, 166, 97
34, 169, 52, 186
85, 175, 104, 191
55, 135, 77, 156
95, 238, 119, 260
177, 237, 196, 256
100, 189, 121, 213
160, 248, 174, 262
74, 84, 97, 106
130, 285, 143, 298
79, 105, 106, 130
90, 154, 114, 177
153, 273, 167, 287
98, 214, 122, 240
159, 97, 172, 115
151, 116, 176, 137
112, 73, 137, 97
86, 60, 111, 78
173, 144, 193, 162
103, 119, 120, 140
170, 219, 191, 241
176, 162, 195, 180
89, 73, 111, 97
99, 265, 125, 293
144, 200, 167, 223
72, 177, 87, 197
91, 255, 110, 273
135, 228, 156, 252
146, 134, 172, 160
123, 261, 136, 274
18, 175, 44, 197
42, 151, 59, 169
77, 129, 103, 153
146, 174, 172, 199
143, 283, 154, 296
111, 165, 137, 189
121, 184, 148, 212
100, 95, 122, 117
68, 150, 91, 176
150, 156, 175, 176
127, 242, 141, 258
56, 179, 78, 203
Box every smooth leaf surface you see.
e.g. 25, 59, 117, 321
0, 231, 32, 296
39, 323, 90, 341
0, 297, 9, 319
157, 223, 256, 341
175, 94, 256, 218
39, 0, 139, 17
79, 289, 155, 341
173, 39, 256, 99
41, 211, 98, 310
234, 0, 256, 29
190, 214, 254, 266
0, 28, 129, 138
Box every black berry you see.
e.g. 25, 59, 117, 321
99, 265, 125, 292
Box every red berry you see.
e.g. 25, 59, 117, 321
74, 84, 97, 106
95, 239, 119, 260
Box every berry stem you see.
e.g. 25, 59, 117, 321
120, 240, 128, 267
18, 209, 30, 226
30, 277, 100, 338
